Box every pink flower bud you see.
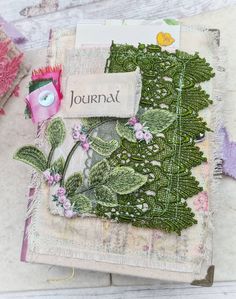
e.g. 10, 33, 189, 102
82, 142, 90, 151
79, 134, 87, 142
54, 173, 61, 183
58, 195, 67, 204
48, 175, 54, 185
135, 130, 144, 140
57, 187, 66, 196
133, 122, 143, 131
143, 131, 153, 143
63, 200, 72, 210
72, 130, 80, 141
73, 124, 82, 132
43, 169, 51, 181
64, 209, 77, 218
128, 116, 138, 126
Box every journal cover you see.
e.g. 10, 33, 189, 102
16, 20, 224, 285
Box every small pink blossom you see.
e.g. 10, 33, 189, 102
57, 187, 66, 196
48, 175, 54, 186
43, 169, 51, 181
64, 209, 77, 218
54, 173, 61, 183
72, 130, 80, 140
135, 130, 144, 140
58, 195, 67, 204
144, 131, 153, 143
134, 122, 143, 131
143, 245, 149, 252
193, 191, 208, 212
63, 200, 72, 210
73, 124, 82, 132
79, 134, 87, 142
128, 116, 138, 126
82, 142, 90, 151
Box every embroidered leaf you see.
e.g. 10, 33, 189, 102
65, 172, 83, 197
71, 194, 92, 213
116, 120, 136, 142
95, 185, 118, 207
89, 159, 110, 186
89, 136, 119, 156
140, 109, 176, 134
51, 156, 65, 175
106, 167, 147, 195
164, 18, 179, 25
46, 117, 66, 147
14, 146, 47, 172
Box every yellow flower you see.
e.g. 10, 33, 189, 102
156, 32, 175, 47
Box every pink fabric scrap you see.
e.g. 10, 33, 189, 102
26, 82, 60, 123
31, 65, 63, 100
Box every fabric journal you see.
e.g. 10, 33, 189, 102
15, 20, 224, 284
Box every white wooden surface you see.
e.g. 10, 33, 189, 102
1, 0, 236, 298
1, 282, 236, 299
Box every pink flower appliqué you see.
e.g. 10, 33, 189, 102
193, 191, 208, 212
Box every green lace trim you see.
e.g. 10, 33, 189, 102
94, 43, 214, 234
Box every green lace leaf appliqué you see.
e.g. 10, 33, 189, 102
89, 136, 119, 157
46, 117, 66, 148
140, 109, 176, 134
95, 185, 118, 207
65, 172, 83, 197
71, 194, 92, 213
106, 167, 147, 195
89, 159, 110, 186
14, 146, 47, 172
116, 120, 137, 142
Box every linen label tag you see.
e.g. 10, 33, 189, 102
62, 68, 141, 118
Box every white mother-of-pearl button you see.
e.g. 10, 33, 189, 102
38, 90, 55, 107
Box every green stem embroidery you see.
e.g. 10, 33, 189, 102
47, 146, 56, 168
60, 141, 81, 186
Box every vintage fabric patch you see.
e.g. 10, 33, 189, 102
62, 69, 141, 118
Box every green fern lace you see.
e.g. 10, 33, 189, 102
94, 43, 214, 234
